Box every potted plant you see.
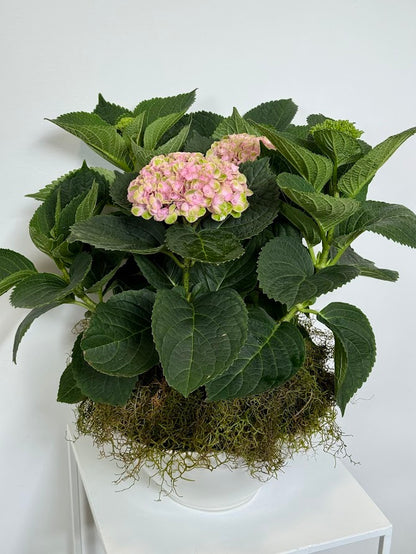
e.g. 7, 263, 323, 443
1, 90, 415, 510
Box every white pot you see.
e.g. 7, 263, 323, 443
142, 455, 265, 511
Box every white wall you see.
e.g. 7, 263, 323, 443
0, 1, 415, 552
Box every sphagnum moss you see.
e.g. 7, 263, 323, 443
75, 328, 348, 490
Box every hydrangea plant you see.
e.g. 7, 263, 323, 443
1, 90, 415, 419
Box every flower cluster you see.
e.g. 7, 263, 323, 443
310, 119, 363, 139
206, 133, 275, 165
127, 152, 253, 224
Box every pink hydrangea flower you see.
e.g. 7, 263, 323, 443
127, 152, 253, 224
206, 133, 275, 165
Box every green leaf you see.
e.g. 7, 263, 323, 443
279, 202, 321, 245
152, 288, 248, 396
13, 303, 60, 362
93, 93, 132, 125
56, 252, 92, 300
184, 130, 213, 153
27, 163, 112, 204
251, 123, 333, 191
69, 214, 166, 254
166, 225, 243, 264
75, 181, 99, 222
190, 244, 257, 295
317, 302, 376, 414
10, 273, 69, 308
110, 171, 138, 210
129, 140, 155, 171
71, 336, 136, 405
257, 237, 359, 307
307, 114, 330, 127
206, 307, 305, 400
47, 112, 132, 171
0, 249, 37, 296
156, 123, 191, 154
188, 111, 224, 136
338, 126, 416, 198
244, 99, 297, 130
57, 363, 86, 404
83, 250, 125, 293
143, 111, 186, 150
212, 107, 258, 140
122, 111, 146, 142
203, 158, 281, 239
277, 173, 360, 231
332, 246, 399, 282
313, 129, 362, 166
133, 90, 196, 126
337, 201, 416, 248
134, 255, 182, 289
81, 289, 158, 377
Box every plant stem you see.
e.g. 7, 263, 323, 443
300, 308, 321, 316
163, 249, 185, 269
75, 292, 97, 312
183, 259, 191, 300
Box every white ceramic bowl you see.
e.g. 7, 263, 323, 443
142, 456, 265, 511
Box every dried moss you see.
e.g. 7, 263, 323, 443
75, 322, 347, 490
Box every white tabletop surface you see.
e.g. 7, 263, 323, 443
67, 425, 391, 554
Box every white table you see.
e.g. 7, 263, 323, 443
67, 425, 392, 554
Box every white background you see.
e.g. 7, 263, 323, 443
0, 1, 415, 552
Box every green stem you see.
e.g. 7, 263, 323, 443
183, 259, 191, 300
75, 292, 97, 312
306, 242, 317, 264
70, 300, 94, 311
300, 308, 321, 316
163, 249, 185, 269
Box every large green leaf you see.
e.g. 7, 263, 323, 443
277, 173, 360, 231
336, 201, 416, 248
133, 90, 196, 126
338, 126, 416, 197
152, 288, 248, 396
75, 181, 99, 223
332, 246, 399, 282
55, 252, 92, 299
257, 237, 359, 307
83, 250, 125, 293
71, 336, 137, 405
189, 244, 257, 295
0, 249, 37, 296
93, 93, 132, 125
69, 214, 166, 254
134, 255, 182, 289
206, 307, 305, 400
313, 129, 362, 166
251, 123, 333, 191
279, 202, 321, 245
47, 112, 132, 171
27, 162, 112, 204
143, 111, 186, 150
81, 290, 158, 377
57, 362, 86, 404
110, 171, 138, 210
156, 123, 191, 154
244, 99, 297, 130
10, 253, 90, 305
122, 112, 146, 143
203, 158, 281, 239
166, 225, 244, 264
212, 107, 258, 140
10, 273, 70, 308
13, 302, 60, 362
317, 302, 376, 414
